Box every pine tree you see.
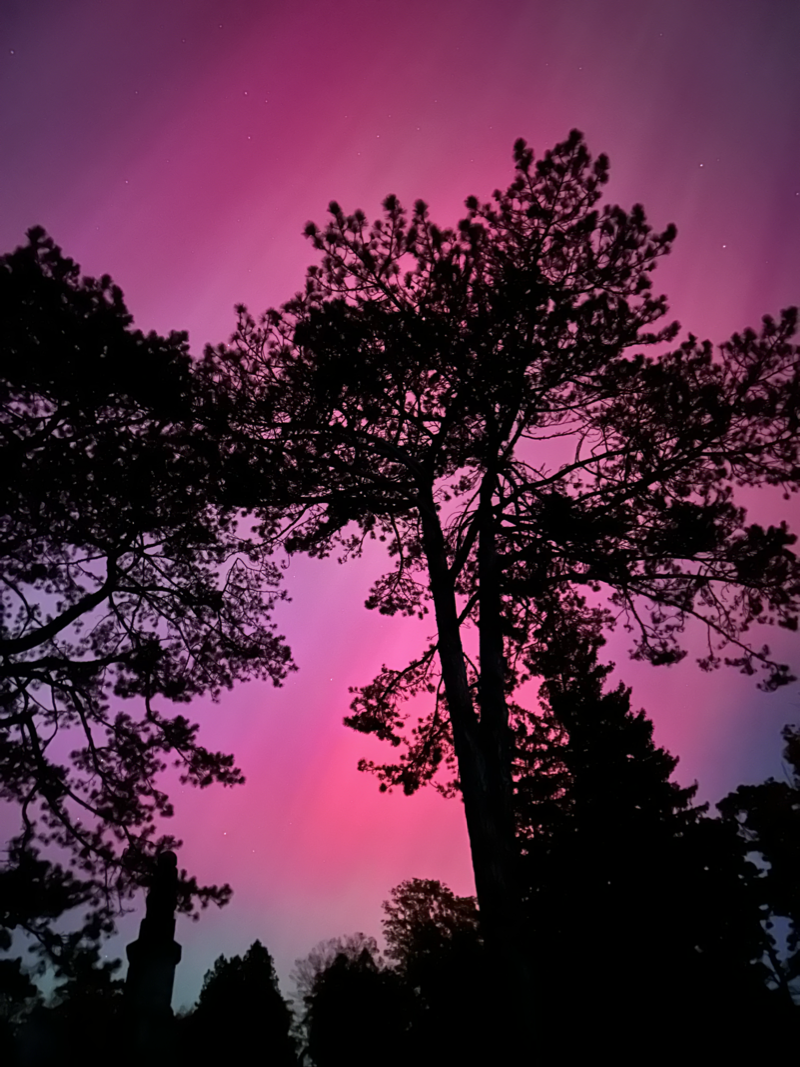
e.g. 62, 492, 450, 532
201, 129, 800, 1040
516, 624, 771, 1051
719, 723, 800, 1008
185, 941, 296, 1064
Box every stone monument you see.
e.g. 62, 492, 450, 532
124, 851, 182, 1057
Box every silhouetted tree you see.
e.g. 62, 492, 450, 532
292, 934, 407, 1067
183, 940, 296, 1064
291, 933, 381, 1010
719, 723, 800, 1008
381, 879, 487, 1064
0, 956, 39, 1063
0, 229, 295, 962
0, 849, 99, 972
515, 622, 779, 1053
200, 129, 800, 1031
10, 945, 124, 1066
382, 878, 479, 974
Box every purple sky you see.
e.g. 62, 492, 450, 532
3, 0, 800, 1007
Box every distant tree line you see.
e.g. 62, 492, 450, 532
3, 648, 798, 1062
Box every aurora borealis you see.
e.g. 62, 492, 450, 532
2, 0, 799, 1006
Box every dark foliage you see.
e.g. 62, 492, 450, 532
199, 130, 800, 1027
0, 956, 40, 1062
719, 722, 800, 1006
293, 934, 407, 1067
0, 229, 295, 966
382, 877, 479, 974
512, 624, 786, 1053
181, 940, 296, 1065
381, 879, 490, 1064
10, 945, 124, 1066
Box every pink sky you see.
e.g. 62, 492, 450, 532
2, 0, 800, 1006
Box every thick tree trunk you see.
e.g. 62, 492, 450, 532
417, 482, 531, 1047
475, 474, 526, 955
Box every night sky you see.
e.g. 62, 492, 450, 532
3, 0, 800, 1008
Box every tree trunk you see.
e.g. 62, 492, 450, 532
417, 482, 531, 1048
476, 473, 526, 959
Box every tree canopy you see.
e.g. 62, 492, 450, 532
720, 723, 800, 1005
381, 879, 488, 1063
183, 940, 296, 1064
381, 877, 479, 971
291, 933, 406, 1067
0, 229, 294, 963
201, 129, 800, 1020
200, 129, 800, 1029
512, 623, 779, 1048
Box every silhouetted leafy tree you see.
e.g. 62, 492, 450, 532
0, 848, 98, 972
200, 129, 800, 1025
719, 723, 800, 1007
515, 622, 780, 1053
382, 879, 487, 1064
0, 956, 39, 1063
183, 940, 296, 1064
292, 934, 407, 1067
0, 229, 295, 963
382, 878, 479, 973
10, 945, 124, 1066
291, 932, 382, 1010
